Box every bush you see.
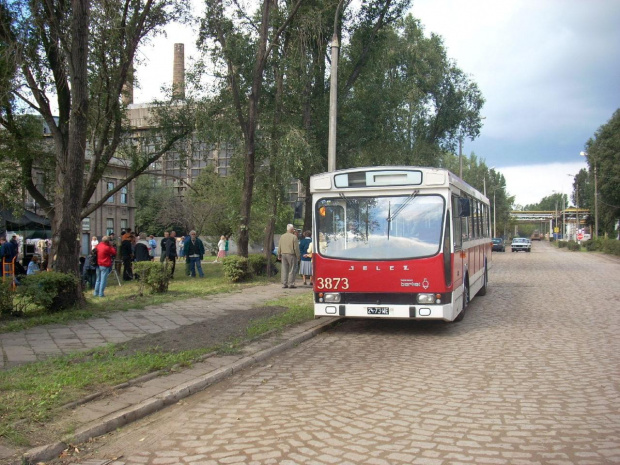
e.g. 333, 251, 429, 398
583, 239, 600, 252
0, 281, 14, 316
18, 272, 79, 313
133, 261, 170, 295
567, 240, 581, 251
601, 238, 620, 256
222, 255, 251, 282
557, 240, 568, 248
247, 254, 278, 277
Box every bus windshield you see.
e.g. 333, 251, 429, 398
315, 194, 445, 260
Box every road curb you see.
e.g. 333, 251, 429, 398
21, 317, 342, 465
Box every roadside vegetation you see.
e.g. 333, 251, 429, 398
0, 256, 274, 333
556, 237, 620, 255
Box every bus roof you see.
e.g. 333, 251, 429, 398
310, 166, 488, 203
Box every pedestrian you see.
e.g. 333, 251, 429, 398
27, 255, 40, 275
165, 231, 177, 277
0, 236, 8, 277
82, 250, 97, 289
121, 233, 134, 280
184, 230, 205, 277
134, 233, 150, 262
121, 228, 132, 241
108, 232, 117, 250
160, 231, 169, 263
91, 235, 99, 250
214, 235, 226, 263
93, 236, 117, 298
148, 234, 157, 260
299, 230, 313, 285
8, 235, 19, 261
278, 224, 300, 288
225, 235, 230, 255
183, 234, 191, 275
178, 236, 185, 261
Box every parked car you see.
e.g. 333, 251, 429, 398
511, 237, 531, 252
492, 238, 505, 252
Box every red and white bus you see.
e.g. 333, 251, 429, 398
311, 166, 491, 322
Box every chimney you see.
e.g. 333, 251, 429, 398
122, 64, 134, 105
172, 43, 185, 100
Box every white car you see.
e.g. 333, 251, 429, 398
511, 237, 531, 252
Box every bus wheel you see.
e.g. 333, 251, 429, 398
478, 265, 488, 296
454, 279, 469, 322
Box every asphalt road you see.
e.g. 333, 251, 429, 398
56, 241, 620, 465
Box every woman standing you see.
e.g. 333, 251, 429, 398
299, 230, 313, 285
214, 235, 226, 263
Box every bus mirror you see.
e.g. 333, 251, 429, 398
459, 198, 471, 217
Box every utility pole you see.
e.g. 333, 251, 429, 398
327, 0, 344, 173
594, 164, 598, 237
493, 190, 496, 238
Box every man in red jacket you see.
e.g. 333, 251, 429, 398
94, 236, 117, 297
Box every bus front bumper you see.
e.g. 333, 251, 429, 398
314, 303, 456, 322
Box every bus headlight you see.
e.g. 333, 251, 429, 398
323, 293, 341, 303
417, 293, 441, 304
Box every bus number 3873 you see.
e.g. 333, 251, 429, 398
315, 277, 350, 290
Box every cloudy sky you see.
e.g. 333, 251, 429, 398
133, 0, 620, 207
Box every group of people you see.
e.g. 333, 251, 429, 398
277, 225, 313, 289
88, 229, 226, 297
0, 235, 40, 280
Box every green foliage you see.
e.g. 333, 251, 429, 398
133, 262, 170, 295
0, 282, 14, 316
247, 253, 278, 277
567, 240, 581, 251
583, 239, 599, 251
222, 256, 251, 282
584, 109, 620, 237
557, 241, 568, 248
600, 238, 620, 256
524, 192, 568, 211
18, 272, 79, 313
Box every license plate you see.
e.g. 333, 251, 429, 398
367, 307, 390, 315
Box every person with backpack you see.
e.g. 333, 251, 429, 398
93, 236, 116, 298
82, 248, 97, 289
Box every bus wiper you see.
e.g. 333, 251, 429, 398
387, 189, 419, 225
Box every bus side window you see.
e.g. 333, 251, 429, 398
452, 196, 462, 250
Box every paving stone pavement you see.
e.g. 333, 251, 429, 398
45, 241, 620, 465
0, 283, 305, 369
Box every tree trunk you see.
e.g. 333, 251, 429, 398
50, 0, 90, 305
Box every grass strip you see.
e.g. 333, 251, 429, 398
0, 293, 314, 447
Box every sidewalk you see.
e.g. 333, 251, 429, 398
0, 283, 303, 369
0, 283, 340, 464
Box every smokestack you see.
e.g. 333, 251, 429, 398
172, 43, 185, 100
122, 64, 134, 105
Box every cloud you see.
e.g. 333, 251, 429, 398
498, 161, 587, 208
412, 0, 620, 168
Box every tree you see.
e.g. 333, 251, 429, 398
584, 108, 620, 236
198, 0, 305, 257
0, 0, 192, 302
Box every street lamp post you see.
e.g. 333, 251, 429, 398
567, 173, 577, 241
580, 151, 598, 238
493, 190, 496, 238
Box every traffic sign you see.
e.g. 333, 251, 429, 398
577, 233, 584, 241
